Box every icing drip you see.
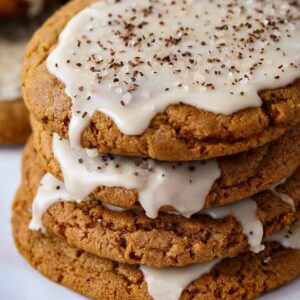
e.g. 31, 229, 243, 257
141, 224, 300, 300
140, 259, 220, 300
202, 199, 264, 253
266, 223, 300, 250
270, 177, 295, 209
102, 203, 127, 212
53, 134, 220, 218
46, 0, 300, 148
30, 169, 263, 255
29, 173, 73, 231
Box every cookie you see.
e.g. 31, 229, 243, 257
22, 137, 300, 267
0, 99, 30, 144
32, 118, 300, 212
12, 178, 300, 299
0, 15, 50, 144
22, 0, 300, 161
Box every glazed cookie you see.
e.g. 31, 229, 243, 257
32, 118, 300, 212
23, 137, 300, 267
12, 177, 300, 300
22, 0, 300, 160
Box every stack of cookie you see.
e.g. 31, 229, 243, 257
0, 0, 64, 145
12, 0, 300, 299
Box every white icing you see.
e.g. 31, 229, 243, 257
140, 259, 220, 300
29, 173, 74, 231
102, 203, 127, 212
263, 256, 272, 264
272, 190, 295, 208
270, 177, 295, 209
266, 223, 300, 250
30, 171, 217, 230
53, 133, 221, 219
46, 0, 300, 148
202, 199, 264, 253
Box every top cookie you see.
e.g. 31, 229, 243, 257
22, 0, 300, 160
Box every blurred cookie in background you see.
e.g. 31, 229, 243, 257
0, 1, 65, 145
0, 19, 34, 144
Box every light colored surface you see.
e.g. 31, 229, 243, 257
0, 146, 299, 299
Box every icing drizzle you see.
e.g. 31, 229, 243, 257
269, 177, 295, 209
267, 223, 300, 249
47, 0, 300, 147
52, 133, 220, 219
29, 173, 73, 231
30, 167, 264, 255
140, 259, 220, 300
202, 199, 264, 253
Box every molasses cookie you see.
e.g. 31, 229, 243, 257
22, 0, 300, 160
22, 137, 300, 267
32, 118, 300, 214
12, 177, 300, 299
